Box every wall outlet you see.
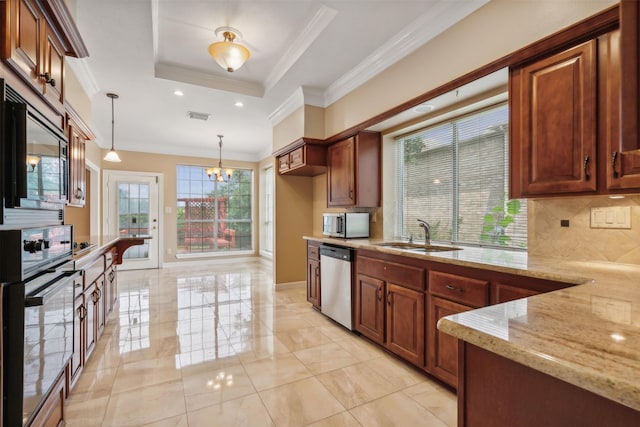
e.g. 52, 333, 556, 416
590, 206, 631, 229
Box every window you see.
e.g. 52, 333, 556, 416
176, 165, 253, 254
396, 103, 527, 249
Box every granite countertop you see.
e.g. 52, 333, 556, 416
305, 236, 640, 411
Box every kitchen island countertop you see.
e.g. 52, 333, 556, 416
304, 236, 640, 411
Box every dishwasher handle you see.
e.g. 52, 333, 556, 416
320, 245, 352, 261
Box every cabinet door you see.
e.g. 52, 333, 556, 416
105, 265, 117, 314
386, 283, 424, 366
3, 0, 42, 82
307, 258, 321, 309
68, 126, 87, 206
494, 282, 538, 304
42, 22, 64, 109
428, 296, 473, 387
83, 282, 97, 360
354, 274, 385, 344
278, 154, 290, 173
94, 276, 106, 338
327, 137, 355, 206
510, 39, 597, 197
289, 147, 304, 169
69, 292, 84, 392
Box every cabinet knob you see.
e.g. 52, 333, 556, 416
40, 72, 56, 87
75, 188, 84, 200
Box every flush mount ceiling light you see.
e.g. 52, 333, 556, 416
206, 135, 233, 182
103, 93, 122, 162
208, 27, 250, 72
413, 103, 435, 114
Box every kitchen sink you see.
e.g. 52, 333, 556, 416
373, 242, 462, 252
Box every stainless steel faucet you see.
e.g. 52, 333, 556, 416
416, 219, 431, 247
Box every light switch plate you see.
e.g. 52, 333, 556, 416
590, 206, 631, 229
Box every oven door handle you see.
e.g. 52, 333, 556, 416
25, 270, 81, 307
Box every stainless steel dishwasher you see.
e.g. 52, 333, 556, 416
320, 244, 353, 330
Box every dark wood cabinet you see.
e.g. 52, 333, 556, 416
327, 131, 380, 207
306, 241, 321, 309
386, 283, 424, 366
66, 114, 90, 207
428, 296, 473, 387
42, 20, 64, 107
354, 253, 425, 366
83, 281, 97, 361
510, 39, 598, 197
29, 371, 66, 427
68, 275, 84, 393
275, 138, 327, 176
105, 248, 118, 314
354, 273, 385, 344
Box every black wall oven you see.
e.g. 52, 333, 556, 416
1, 80, 68, 228
1, 225, 79, 426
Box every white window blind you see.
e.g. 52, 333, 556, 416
395, 103, 527, 249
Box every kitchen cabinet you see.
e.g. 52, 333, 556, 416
276, 138, 327, 176
327, 131, 380, 207
29, 371, 66, 427
66, 109, 94, 207
510, 39, 598, 197
68, 274, 85, 393
608, 2, 640, 190
83, 280, 97, 361
306, 241, 321, 309
105, 247, 118, 314
427, 270, 488, 387
354, 253, 425, 366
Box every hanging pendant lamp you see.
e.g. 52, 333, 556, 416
206, 135, 233, 182
104, 92, 122, 162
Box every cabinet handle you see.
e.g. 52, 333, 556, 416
377, 286, 382, 301
445, 284, 465, 293
386, 291, 391, 305
314, 266, 319, 278
91, 291, 99, 303
74, 188, 84, 200
349, 189, 354, 199
612, 151, 619, 178
40, 72, 56, 87
583, 155, 590, 181
78, 304, 86, 320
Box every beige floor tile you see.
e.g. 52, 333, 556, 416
68, 367, 118, 402
361, 355, 425, 389
316, 361, 399, 409
82, 335, 123, 373
259, 377, 345, 426
187, 393, 274, 426
141, 414, 189, 427
233, 334, 292, 363
118, 335, 181, 364
349, 391, 449, 427
332, 337, 386, 362
64, 395, 109, 427
403, 382, 457, 427
275, 327, 335, 351
111, 355, 182, 394
242, 352, 313, 391
306, 411, 363, 427
183, 363, 256, 412
293, 342, 360, 374
102, 380, 187, 426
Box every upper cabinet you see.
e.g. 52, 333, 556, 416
327, 131, 381, 207
509, 7, 640, 198
2, 0, 88, 115
510, 39, 598, 197
66, 105, 94, 207
609, 0, 640, 190
275, 138, 327, 176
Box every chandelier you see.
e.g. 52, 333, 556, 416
208, 27, 250, 72
206, 135, 233, 182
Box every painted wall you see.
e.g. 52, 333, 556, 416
323, 0, 617, 138
98, 149, 259, 264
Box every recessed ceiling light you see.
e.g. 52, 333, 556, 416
235, 101, 244, 107
174, 90, 184, 96
413, 103, 435, 114
609, 195, 625, 199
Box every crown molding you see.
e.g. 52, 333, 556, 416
323, 0, 489, 107
155, 62, 264, 97
65, 57, 101, 98
267, 87, 304, 126
263, 4, 338, 94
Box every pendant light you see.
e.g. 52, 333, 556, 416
206, 135, 233, 182
208, 27, 250, 72
104, 92, 121, 162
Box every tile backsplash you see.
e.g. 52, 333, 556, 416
528, 195, 640, 264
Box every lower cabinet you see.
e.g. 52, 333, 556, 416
354, 253, 426, 367
83, 281, 97, 361
306, 241, 321, 309
29, 372, 66, 427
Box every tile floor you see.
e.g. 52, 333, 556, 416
65, 260, 457, 426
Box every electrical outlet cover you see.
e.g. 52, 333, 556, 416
590, 206, 631, 229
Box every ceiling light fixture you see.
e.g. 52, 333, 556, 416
206, 135, 233, 182
234, 101, 244, 108
26, 155, 40, 171
103, 93, 122, 162
208, 27, 250, 72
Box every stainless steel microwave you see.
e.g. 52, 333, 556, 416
322, 212, 370, 238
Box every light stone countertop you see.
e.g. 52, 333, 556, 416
304, 236, 640, 411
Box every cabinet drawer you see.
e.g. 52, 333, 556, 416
289, 147, 304, 168
308, 243, 320, 261
357, 256, 425, 291
84, 256, 104, 288
429, 271, 488, 307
